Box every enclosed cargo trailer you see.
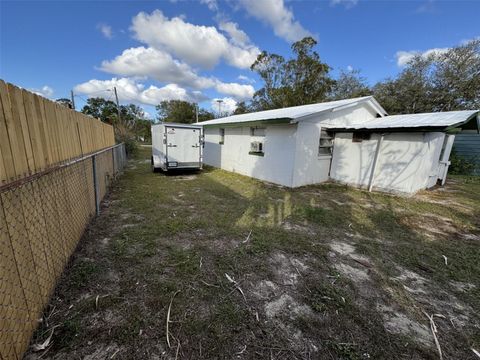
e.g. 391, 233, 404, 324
151, 123, 203, 172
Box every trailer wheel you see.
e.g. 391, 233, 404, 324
151, 157, 159, 173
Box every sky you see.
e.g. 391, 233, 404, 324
0, 0, 479, 118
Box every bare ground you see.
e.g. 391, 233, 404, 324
25, 148, 480, 359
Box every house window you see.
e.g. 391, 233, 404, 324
318, 130, 334, 156
352, 132, 371, 143
219, 128, 225, 144
250, 127, 266, 137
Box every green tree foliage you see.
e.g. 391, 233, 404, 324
250, 37, 334, 110
81, 97, 118, 124
155, 100, 214, 123
233, 101, 251, 115
449, 148, 476, 175
81, 98, 152, 152
373, 39, 480, 114
329, 69, 371, 100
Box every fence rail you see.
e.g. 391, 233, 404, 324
0, 80, 124, 359
0, 79, 115, 185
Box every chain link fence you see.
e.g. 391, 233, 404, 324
0, 143, 126, 359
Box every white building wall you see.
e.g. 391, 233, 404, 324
330, 132, 446, 194
291, 104, 380, 187
203, 124, 297, 187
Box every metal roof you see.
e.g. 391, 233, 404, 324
152, 122, 202, 129
197, 96, 386, 126
324, 110, 479, 131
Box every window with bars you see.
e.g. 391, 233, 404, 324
318, 129, 334, 156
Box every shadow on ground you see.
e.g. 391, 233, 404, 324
26, 148, 480, 360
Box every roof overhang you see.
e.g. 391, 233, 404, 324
201, 118, 293, 128
326, 111, 479, 133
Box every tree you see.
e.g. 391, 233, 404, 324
156, 100, 214, 123
250, 37, 334, 110
329, 69, 371, 100
233, 101, 251, 115
81, 97, 118, 124
373, 39, 480, 114
431, 39, 480, 111
56, 98, 73, 109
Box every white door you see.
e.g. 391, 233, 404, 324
166, 127, 201, 166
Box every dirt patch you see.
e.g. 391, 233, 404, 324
378, 304, 432, 346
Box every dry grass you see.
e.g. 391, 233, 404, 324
26, 147, 480, 360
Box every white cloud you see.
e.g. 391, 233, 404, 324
130, 10, 259, 69
29, 85, 54, 98
211, 97, 237, 114
200, 0, 218, 11
100, 47, 215, 89
219, 21, 250, 47
237, 75, 255, 84
97, 23, 113, 39
330, 0, 359, 9
214, 82, 254, 101
73, 77, 208, 106
395, 47, 449, 67
346, 65, 354, 72
237, 0, 312, 42
99, 47, 256, 101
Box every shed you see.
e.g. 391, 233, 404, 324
198, 98, 479, 194
325, 110, 479, 194
198, 96, 386, 188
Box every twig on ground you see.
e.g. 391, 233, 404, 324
175, 340, 181, 360
243, 230, 252, 244
423, 311, 445, 360
200, 279, 220, 288
236, 345, 247, 355
110, 349, 120, 359
32, 325, 59, 352
472, 348, 480, 359
166, 290, 181, 348
225, 273, 247, 302
442, 255, 448, 266
199, 256, 203, 269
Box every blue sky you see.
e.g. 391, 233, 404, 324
1, 0, 478, 118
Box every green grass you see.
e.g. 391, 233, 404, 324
28, 147, 480, 359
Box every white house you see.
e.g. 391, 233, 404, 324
198, 97, 479, 194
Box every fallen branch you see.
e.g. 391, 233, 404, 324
32, 325, 59, 352
242, 230, 252, 244
472, 348, 480, 359
166, 290, 180, 348
225, 273, 247, 302
423, 311, 445, 360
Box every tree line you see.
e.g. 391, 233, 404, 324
55, 37, 479, 143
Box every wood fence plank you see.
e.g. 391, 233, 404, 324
0, 81, 28, 179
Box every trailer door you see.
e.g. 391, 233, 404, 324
166, 127, 201, 167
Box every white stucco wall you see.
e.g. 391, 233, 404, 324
203, 124, 297, 187
330, 132, 446, 194
291, 104, 379, 187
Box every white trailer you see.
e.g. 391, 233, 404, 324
151, 123, 203, 172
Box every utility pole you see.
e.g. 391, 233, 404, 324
195, 103, 199, 123
70, 90, 76, 110
216, 99, 223, 118
113, 87, 121, 122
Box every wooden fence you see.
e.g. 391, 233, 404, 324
0, 79, 115, 185
0, 80, 121, 359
